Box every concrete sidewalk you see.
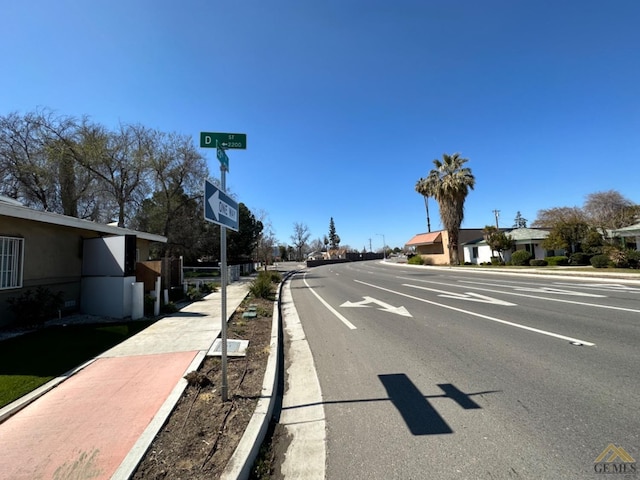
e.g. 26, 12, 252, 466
0, 279, 252, 480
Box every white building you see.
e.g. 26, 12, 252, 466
463, 228, 559, 264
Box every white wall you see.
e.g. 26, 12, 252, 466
81, 276, 135, 318
463, 244, 494, 264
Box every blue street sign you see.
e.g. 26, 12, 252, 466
204, 179, 239, 231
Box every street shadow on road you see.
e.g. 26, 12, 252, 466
379, 374, 491, 435
281, 374, 500, 436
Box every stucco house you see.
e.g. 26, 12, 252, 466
405, 229, 484, 265
0, 197, 167, 326
462, 227, 561, 264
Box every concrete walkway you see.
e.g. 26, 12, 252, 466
0, 279, 252, 480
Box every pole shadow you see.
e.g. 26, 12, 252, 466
379, 374, 485, 435
379, 373, 452, 435
281, 374, 500, 436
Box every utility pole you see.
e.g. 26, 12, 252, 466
493, 209, 500, 229
369, 238, 372, 252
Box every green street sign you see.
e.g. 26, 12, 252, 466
200, 132, 247, 149
217, 147, 229, 170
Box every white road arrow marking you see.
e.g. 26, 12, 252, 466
512, 286, 604, 297
555, 283, 640, 293
402, 284, 516, 306
356, 279, 595, 346
208, 189, 237, 222
208, 189, 220, 221
438, 292, 517, 306
341, 296, 412, 317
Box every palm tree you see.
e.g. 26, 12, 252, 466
415, 177, 433, 232
416, 153, 475, 264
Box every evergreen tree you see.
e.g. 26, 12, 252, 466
328, 217, 340, 249
513, 211, 528, 228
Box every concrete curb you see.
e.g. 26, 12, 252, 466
383, 260, 640, 284
220, 277, 284, 480
112, 351, 207, 480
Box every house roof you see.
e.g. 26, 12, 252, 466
611, 222, 640, 237
464, 237, 486, 245
507, 227, 549, 241
0, 199, 167, 243
462, 227, 550, 246
406, 231, 442, 246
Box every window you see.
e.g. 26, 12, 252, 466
0, 236, 24, 289
472, 247, 479, 258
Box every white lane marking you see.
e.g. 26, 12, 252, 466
397, 276, 640, 315
403, 285, 516, 306
356, 280, 595, 346
303, 274, 357, 330
512, 286, 605, 297
452, 279, 605, 298
554, 282, 640, 293
340, 296, 412, 317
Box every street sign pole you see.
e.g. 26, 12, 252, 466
220, 161, 228, 402
200, 131, 246, 402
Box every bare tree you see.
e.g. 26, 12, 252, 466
72, 123, 153, 227
308, 237, 325, 253
291, 222, 311, 261
532, 206, 591, 254
254, 210, 276, 267
583, 190, 638, 234
0, 111, 60, 211
139, 130, 207, 255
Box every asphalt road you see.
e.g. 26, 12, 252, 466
288, 261, 640, 479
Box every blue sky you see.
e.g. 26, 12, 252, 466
2, 1, 639, 251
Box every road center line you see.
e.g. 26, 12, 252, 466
355, 279, 595, 346
303, 274, 357, 330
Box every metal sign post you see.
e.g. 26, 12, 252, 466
220, 159, 229, 401
201, 132, 245, 402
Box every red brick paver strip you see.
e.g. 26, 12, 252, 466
0, 351, 197, 480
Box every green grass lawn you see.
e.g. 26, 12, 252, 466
0, 321, 154, 409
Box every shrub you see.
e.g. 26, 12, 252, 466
570, 252, 590, 266
408, 255, 424, 265
546, 256, 569, 266
7, 287, 64, 326
529, 259, 548, 266
249, 272, 274, 299
144, 295, 156, 316
267, 271, 282, 283
186, 286, 203, 301
161, 301, 178, 314
490, 256, 504, 266
609, 248, 632, 268
627, 250, 640, 269
590, 254, 610, 268
200, 282, 218, 295
510, 250, 532, 266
